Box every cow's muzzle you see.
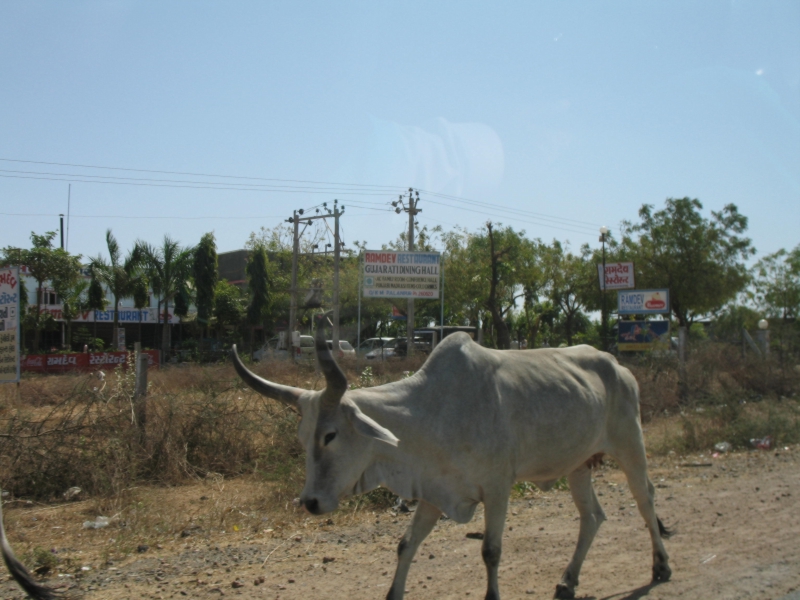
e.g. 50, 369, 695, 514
302, 497, 322, 515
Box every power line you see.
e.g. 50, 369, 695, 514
420, 189, 602, 230
0, 157, 404, 191
0, 156, 607, 235
0, 172, 402, 198
0, 206, 392, 221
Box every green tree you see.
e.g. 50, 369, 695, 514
90, 230, 144, 350
245, 243, 272, 353
753, 245, 800, 322
439, 225, 541, 348
138, 236, 194, 359
57, 279, 89, 351
193, 232, 218, 334
213, 280, 246, 339
2, 231, 82, 352
620, 198, 754, 326
541, 241, 594, 346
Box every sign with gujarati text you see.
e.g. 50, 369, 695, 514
617, 289, 670, 315
20, 350, 160, 373
0, 267, 20, 383
362, 251, 441, 299
618, 320, 671, 352
597, 262, 635, 290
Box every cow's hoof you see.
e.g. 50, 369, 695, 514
554, 583, 575, 599
652, 562, 672, 582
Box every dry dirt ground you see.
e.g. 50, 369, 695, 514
2, 446, 799, 600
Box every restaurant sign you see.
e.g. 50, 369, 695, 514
617, 289, 670, 315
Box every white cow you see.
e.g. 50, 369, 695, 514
233, 324, 672, 600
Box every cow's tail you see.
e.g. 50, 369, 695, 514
0, 487, 62, 599
657, 516, 675, 540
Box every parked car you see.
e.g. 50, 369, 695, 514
394, 337, 431, 357
358, 337, 396, 356
255, 334, 316, 360
326, 340, 356, 360
253, 336, 287, 361
365, 338, 399, 361
294, 335, 316, 359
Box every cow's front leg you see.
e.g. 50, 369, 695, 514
386, 499, 441, 600
555, 465, 606, 599
481, 492, 510, 600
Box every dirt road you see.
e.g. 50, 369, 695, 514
2, 446, 799, 600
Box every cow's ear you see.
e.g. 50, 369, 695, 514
345, 405, 399, 446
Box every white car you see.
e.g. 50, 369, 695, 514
326, 340, 356, 360
358, 337, 396, 356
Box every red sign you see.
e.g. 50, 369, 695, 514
597, 262, 635, 290
21, 350, 160, 373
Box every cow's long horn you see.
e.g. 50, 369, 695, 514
231, 345, 303, 408
315, 315, 347, 407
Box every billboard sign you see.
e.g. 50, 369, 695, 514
0, 267, 21, 383
38, 306, 179, 324
363, 251, 441, 299
618, 320, 671, 352
598, 262, 635, 290
617, 289, 670, 315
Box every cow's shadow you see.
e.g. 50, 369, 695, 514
594, 581, 664, 600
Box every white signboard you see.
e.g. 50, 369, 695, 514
39, 307, 179, 324
598, 262, 635, 290
0, 267, 21, 383
363, 251, 441, 299
617, 289, 670, 315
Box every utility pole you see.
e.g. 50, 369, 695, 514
393, 189, 421, 356
332, 201, 342, 352
289, 210, 301, 358
599, 226, 609, 351
286, 202, 345, 358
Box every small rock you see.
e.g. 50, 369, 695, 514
231, 579, 244, 588
322, 556, 336, 563
137, 545, 149, 553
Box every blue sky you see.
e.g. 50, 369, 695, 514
1, 1, 798, 264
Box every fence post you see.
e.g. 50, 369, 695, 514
133, 342, 148, 434
678, 325, 688, 402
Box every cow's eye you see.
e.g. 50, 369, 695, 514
324, 432, 337, 446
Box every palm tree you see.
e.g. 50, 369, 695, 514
90, 230, 143, 350
131, 274, 150, 346
57, 280, 89, 351
86, 266, 107, 351
137, 236, 194, 361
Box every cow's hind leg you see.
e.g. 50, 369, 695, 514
386, 499, 441, 600
554, 465, 606, 599
481, 491, 510, 600
614, 436, 672, 584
